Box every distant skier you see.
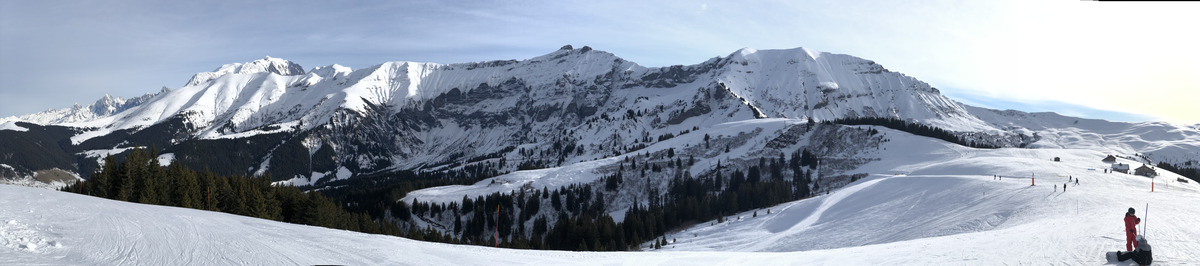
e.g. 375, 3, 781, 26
1063, 183, 1066, 192
1125, 208, 1141, 251
1115, 235, 1153, 265
1076, 178, 1079, 185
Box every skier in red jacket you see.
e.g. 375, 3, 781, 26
1125, 207, 1140, 251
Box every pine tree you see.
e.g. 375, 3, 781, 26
89, 155, 117, 198
136, 171, 160, 205
114, 162, 136, 202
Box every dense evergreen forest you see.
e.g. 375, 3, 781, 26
62, 148, 409, 237
1157, 162, 1200, 183
387, 149, 818, 251
832, 117, 1000, 149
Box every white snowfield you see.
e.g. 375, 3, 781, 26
5, 141, 1199, 265
666, 147, 1200, 264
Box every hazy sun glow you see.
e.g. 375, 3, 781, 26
998, 1, 1200, 124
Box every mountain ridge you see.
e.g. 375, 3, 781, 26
1, 45, 1196, 185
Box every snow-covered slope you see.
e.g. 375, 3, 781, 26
185, 56, 305, 86
665, 131, 1200, 259
716, 47, 989, 131
967, 106, 1200, 164
5, 134, 1198, 264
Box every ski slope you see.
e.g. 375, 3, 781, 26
5, 142, 1200, 264
663, 145, 1200, 264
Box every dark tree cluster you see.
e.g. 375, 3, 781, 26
316, 166, 499, 222
622, 161, 801, 249
62, 148, 405, 237
1157, 162, 1200, 183
833, 117, 1000, 149
402, 183, 623, 250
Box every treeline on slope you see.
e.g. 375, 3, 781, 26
1156, 162, 1200, 183
315, 161, 505, 223
832, 117, 1000, 149
621, 155, 811, 249
0, 122, 84, 174
61, 148, 407, 237
401, 152, 816, 251
57, 147, 824, 252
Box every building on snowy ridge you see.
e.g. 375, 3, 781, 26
1102, 155, 1117, 163
1112, 163, 1130, 174
1134, 164, 1157, 177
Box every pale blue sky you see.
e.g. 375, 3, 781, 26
2, 0, 1196, 124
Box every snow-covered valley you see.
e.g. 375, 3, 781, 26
5, 132, 1199, 264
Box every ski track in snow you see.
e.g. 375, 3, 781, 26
744, 175, 893, 251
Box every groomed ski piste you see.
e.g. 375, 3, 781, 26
4, 129, 1200, 265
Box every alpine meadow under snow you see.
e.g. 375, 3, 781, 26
2, 45, 1200, 264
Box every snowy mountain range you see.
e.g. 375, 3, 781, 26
2, 91, 163, 125
3, 45, 1199, 264
1, 45, 1196, 187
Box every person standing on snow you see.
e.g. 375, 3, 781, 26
1125, 208, 1141, 251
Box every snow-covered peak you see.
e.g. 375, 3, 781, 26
735, 47, 758, 56
298, 64, 353, 88
88, 94, 124, 115
526, 44, 620, 64
223, 56, 305, 76
728, 47, 820, 62
802, 47, 822, 59
186, 57, 305, 86
713, 46, 982, 131
309, 64, 352, 79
